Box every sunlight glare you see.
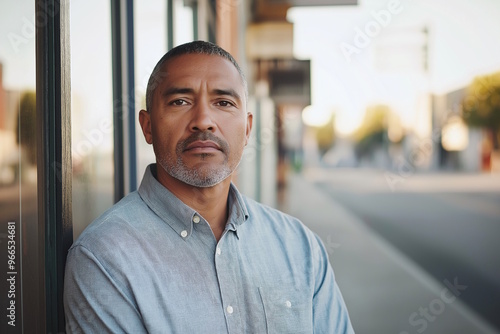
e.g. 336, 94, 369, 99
302, 105, 332, 127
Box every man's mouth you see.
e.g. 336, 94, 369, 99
184, 140, 222, 153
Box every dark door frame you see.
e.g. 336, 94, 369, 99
36, 0, 73, 332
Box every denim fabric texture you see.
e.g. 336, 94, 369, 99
64, 164, 354, 333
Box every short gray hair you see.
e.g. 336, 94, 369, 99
145, 41, 247, 112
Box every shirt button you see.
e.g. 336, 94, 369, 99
216, 247, 221, 255
180, 230, 188, 238
193, 215, 200, 224
285, 300, 292, 308
226, 305, 234, 314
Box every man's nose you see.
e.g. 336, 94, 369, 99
189, 102, 216, 132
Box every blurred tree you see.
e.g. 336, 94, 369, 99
354, 104, 391, 158
16, 91, 36, 165
315, 115, 335, 157
462, 71, 500, 149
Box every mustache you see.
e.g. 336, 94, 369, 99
178, 132, 229, 153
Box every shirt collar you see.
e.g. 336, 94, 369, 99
226, 182, 250, 238
138, 164, 249, 239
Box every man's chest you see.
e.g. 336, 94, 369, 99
119, 229, 314, 333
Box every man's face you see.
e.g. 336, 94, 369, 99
139, 53, 252, 188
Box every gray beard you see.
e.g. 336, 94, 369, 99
158, 155, 233, 188
157, 131, 237, 187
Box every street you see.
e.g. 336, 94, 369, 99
305, 168, 500, 331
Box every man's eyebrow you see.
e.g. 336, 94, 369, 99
161, 87, 242, 102
161, 87, 195, 97
212, 88, 242, 102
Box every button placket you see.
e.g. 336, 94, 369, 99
214, 232, 243, 331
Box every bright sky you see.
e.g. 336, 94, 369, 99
288, 0, 500, 135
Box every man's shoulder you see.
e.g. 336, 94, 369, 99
242, 195, 297, 222
72, 191, 148, 248
239, 195, 327, 267
241, 195, 316, 240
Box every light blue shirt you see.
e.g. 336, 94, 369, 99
64, 164, 354, 333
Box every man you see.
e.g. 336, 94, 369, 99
64, 41, 354, 333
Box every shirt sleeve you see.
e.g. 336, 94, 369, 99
312, 233, 355, 334
63, 244, 147, 334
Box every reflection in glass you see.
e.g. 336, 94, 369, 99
71, 0, 114, 240
0, 1, 38, 329
135, 0, 167, 181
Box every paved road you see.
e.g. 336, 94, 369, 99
306, 168, 500, 331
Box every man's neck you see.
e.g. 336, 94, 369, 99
154, 164, 230, 241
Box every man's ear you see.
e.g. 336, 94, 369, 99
245, 112, 253, 146
139, 109, 153, 144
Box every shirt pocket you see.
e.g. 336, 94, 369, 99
258, 286, 312, 334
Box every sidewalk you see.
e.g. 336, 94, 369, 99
282, 171, 499, 334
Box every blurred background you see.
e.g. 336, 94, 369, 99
1, 0, 500, 333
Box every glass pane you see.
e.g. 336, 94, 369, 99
0, 1, 37, 332
135, 0, 167, 181
174, 0, 194, 45
71, 0, 114, 240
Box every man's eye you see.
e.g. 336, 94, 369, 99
217, 101, 233, 107
171, 99, 188, 106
